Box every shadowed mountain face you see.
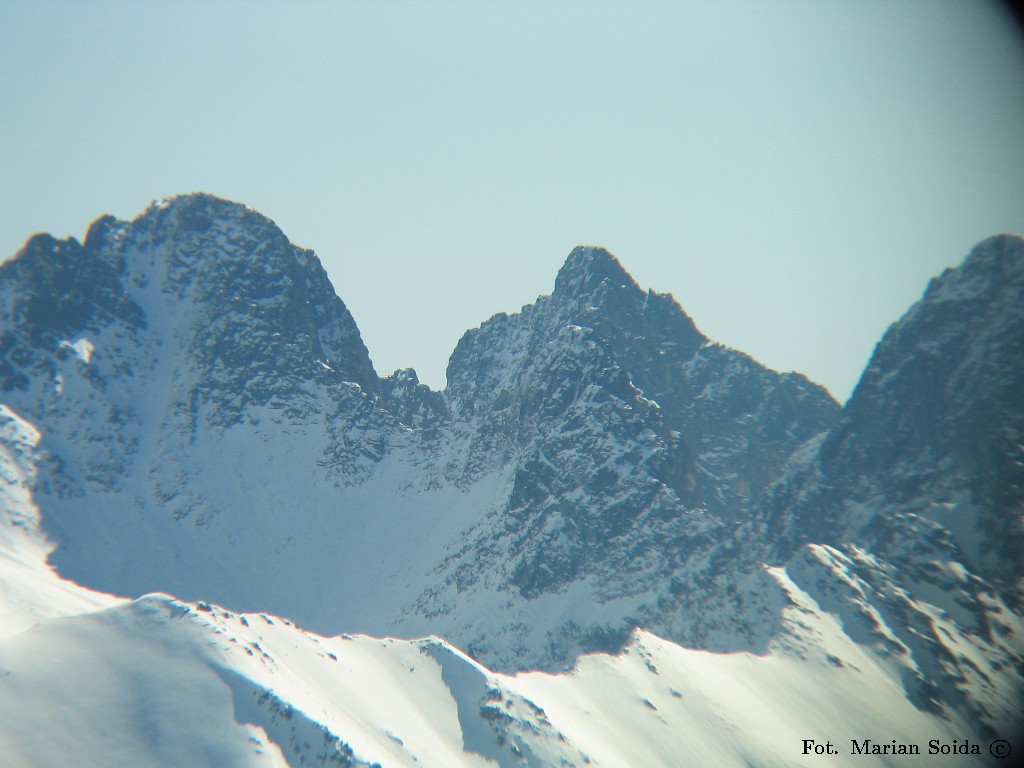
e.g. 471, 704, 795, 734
760, 234, 1024, 594
823, 235, 1024, 597
0, 196, 1020, 738
750, 234, 1024, 729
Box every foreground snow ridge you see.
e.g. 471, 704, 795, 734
0, 567, 994, 767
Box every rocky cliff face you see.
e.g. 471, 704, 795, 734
0, 196, 1020, 740
753, 233, 1024, 732
821, 234, 1024, 598
417, 244, 840, 665
757, 233, 1024, 600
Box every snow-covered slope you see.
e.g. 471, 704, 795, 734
2, 594, 1002, 768
0, 405, 118, 640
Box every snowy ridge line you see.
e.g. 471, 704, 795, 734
0, 582, 994, 768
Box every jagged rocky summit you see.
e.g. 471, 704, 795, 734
0, 194, 1021, 756
767, 234, 1024, 600
746, 233, 1024, 732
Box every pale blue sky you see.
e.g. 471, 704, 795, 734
2, 0, 1022, 402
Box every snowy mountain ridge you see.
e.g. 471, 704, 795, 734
0, 194, 1021, 765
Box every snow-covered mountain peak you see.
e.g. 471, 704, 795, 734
961, 231, 1023, 270
920, 232, 1024, 307
138, 191, 259, 230
552, 244, 642, 300
82, 194, 293, 265
112, 192, 380, 396
428, 240, 842, 668
809, 232, 1024, 603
